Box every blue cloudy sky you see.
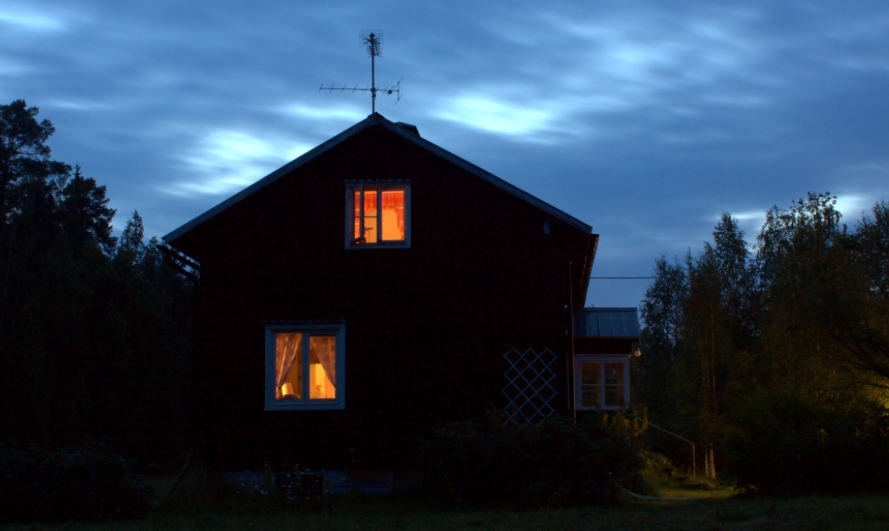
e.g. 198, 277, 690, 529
3, 0, 888, 308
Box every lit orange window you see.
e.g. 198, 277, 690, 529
266, 324, 345, 411
348, 183, 409, 247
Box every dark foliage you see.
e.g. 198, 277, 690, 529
0, 439, 152, 522
416, 410, 644, 506
721, 388, 889, 495
0, 100, 193, 466
637, 193, 889, 489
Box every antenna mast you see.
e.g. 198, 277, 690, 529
366, 31, 381, 112
320, 30, 402, 113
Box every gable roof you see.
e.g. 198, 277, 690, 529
164, 113, 592, 244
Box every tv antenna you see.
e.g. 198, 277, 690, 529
320, 30, 402, 113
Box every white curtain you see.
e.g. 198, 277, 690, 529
311, 336, 336, 390
275, 333, 302, 398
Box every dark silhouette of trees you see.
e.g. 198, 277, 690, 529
0, 100, 192, 466
637, 194, 889, 486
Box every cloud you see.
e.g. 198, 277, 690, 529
46, 99, 115, 112
0, 8, 65, 32
170, 129, 311, 196
280, 104, 366, 123
434, 96, 555, 138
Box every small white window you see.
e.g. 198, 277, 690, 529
346, 182, 410, 248
265, 323, 345, 411
574, 355, 629, 410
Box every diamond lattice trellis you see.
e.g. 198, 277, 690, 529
501, 347, 557, 424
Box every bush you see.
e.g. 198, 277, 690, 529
416, 410, 644, 506
720, 387, 889, 495
0, 439, 152, 522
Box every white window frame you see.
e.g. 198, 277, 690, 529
265, 323, 346, 411
573, 354, 630, 410
345, 181, 411, 249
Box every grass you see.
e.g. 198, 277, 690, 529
2, 471, 887, 531
2, 493, 888, 531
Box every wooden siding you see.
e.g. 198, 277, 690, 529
174, 124, 596, 470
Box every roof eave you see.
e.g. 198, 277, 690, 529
163, 114, 387, 243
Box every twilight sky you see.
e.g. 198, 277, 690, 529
3, 0, 888, 308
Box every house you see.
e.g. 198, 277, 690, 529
162, 112, 640, 474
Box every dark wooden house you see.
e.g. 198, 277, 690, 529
162, 113, 640, 473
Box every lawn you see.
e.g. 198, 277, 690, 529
2, 475, 887, 531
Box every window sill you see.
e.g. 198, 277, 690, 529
266, 399, 344, 411
346, 241, 411, 250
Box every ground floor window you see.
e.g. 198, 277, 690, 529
574, 355, 629, 410
265, 323, 345, 410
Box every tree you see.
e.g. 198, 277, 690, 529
637, 255, 686, 418
0, 100, 70, 222
755, 193, 888, 390
637, 193, 889, 491
59, 165, 116, 254
0, 100, 194, 464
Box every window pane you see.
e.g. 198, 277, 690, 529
604, 363, 623, 385
309, 336, 336, 399
605, 385, 624, 407
275, 333, 302, 400
581, 363, 600, 384
604, 363, 625, 407
580, 363, 601, 408
381, 190, 405, 241
581, 385, 599, 407
364, 190, 378, 243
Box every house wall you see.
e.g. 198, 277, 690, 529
173, 125, 595, 470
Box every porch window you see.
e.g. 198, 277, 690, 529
574, 355, 629, 410
346, 183, 410, 248
265, 323, 345, 410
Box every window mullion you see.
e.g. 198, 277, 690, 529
377, 188, 382, 242
599, 363, 605, 407
359, 184, 365, 243
301, 334, 310, 401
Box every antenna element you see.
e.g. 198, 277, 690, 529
320, 30, 403, 113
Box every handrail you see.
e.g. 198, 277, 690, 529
637, 417, 695, 482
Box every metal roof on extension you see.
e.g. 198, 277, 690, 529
164, 112, 592, 244
573, 307, 641, 338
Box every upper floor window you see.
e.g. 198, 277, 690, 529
346, 182, 410, 248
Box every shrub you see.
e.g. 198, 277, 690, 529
720, 387, 889, 495
0, 439, 152, 522
416, 410, 644, 506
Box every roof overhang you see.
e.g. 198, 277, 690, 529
573, 307, 641, 339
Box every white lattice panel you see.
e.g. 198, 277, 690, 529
501, 347, 557, 424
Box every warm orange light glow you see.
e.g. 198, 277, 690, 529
352, 186, 405, 244
381, 190, 404, 241
309, 336, 335, 399
276, 333, 302, 399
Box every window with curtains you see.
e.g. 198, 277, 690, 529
573, 355, 629, 410
265, 323, 345, 410
346, 182, 410, 248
